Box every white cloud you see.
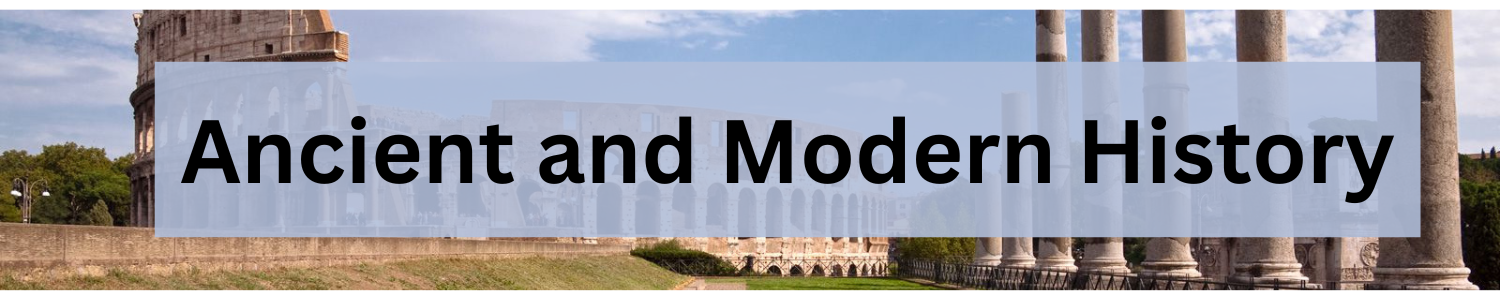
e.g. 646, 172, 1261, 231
1455, 11, 1500, 119
1286, 10, 1375, 62
0, 11, 136, 156
712, 40, 730, 51
1186, 10, 1235, 61
679, 39, 706, 49
334, 10, 793, 62
0, 11, 137, 107
1118, 10, 1143, 61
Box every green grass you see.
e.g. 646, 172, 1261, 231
706, 277, 943, 290
1, 255, 688, 290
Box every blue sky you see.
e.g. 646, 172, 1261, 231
4, 10, 1500, 157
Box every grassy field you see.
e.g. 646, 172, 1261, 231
706, 277, 943, 290
1, 255, 688, 290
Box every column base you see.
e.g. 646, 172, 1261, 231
973, 256, 1004, 266
1139, 261, 1200, 279
1229, 262, 1307, 286
1229, 263, 1315, 289
1078, 259, 1133, 275
1035, 258, 1078, 272
999, 256, 1036, 269
1366, 267, 1478, 290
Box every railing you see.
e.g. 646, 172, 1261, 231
895, 258, 1330, 290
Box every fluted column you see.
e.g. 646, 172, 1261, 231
1230, 10, 1308, 287
1367, 10, 1477, 290
1001, 91, 1036, 269
1138, 10, 1200, 279
1078, 10, 1132, 275
1034, 9, 1076, 272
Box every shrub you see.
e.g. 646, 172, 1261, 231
893, 237, 974, 263
630, 240, 737, 276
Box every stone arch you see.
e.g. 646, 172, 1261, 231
601, 148, 625, 180
789, 265, 805, 276
260, 85, 286, 133
671, 183, 696, 231
830, 264, 843, 277
831, 194, 845, 237
596, 183, 623, 235
517, 179, 544, 226
811, 190, 826, 235
766, 265, 783, 276
707, 183, 728, 231
635, 183, 661, 235
765, 187, 783, 237
847, 264, 859, 277
790, 189, 806, 233
848, 194, 861, 238
811, 264, 827, 277
297, 81, 326, 131
737, 188, 757, 237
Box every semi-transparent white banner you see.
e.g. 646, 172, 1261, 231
152, 62, 1419, 238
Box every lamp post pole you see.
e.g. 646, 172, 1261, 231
10, 178, 49, 224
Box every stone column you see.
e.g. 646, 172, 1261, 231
1001, 92, 1036, 269
1138, 10, 1200, 279
1230, 10, 1308, 287
1078, 10, 1132, 275
975, 172, 1005, 265
975, 237, 1004, 266
1034, 9, 1076, 272
1367, 10, 1477, 290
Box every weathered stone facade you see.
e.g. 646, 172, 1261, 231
128, 10, 351, 228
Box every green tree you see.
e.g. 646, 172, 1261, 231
82, 198, 114, 226
0, 149, 38, 223
1460, 177, 1500, 289
107, 154, 135, 225
1458, 156, 1500, 290
1, 143, 131, 226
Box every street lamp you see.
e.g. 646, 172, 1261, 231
10, 178, 48, 223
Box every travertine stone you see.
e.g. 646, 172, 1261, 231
1000, 92, 1036, 269
1033, 9, 1075, 273
1139, 10, 1199, 279
1367, 10, 1477, 290
1231, 10, 1308, 287
975, 237, 1004, 266
1078, 10, 1131, 275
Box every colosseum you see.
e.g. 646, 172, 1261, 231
127, 10, 890, 277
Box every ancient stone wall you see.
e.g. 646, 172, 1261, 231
0, 223, 629, 280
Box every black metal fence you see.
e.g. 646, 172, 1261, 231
895, 259, 1328, 290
